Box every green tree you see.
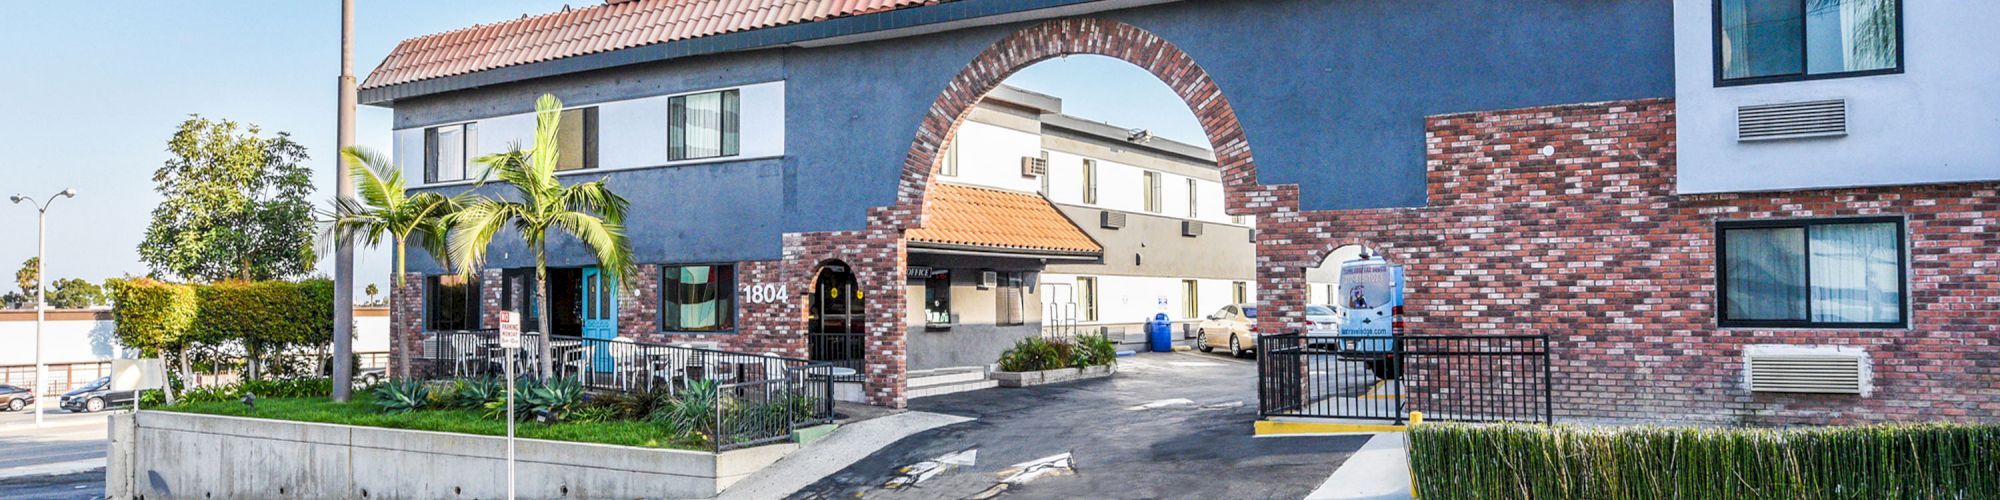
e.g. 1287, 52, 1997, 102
364, 283, 380, 305
140, 116, 317, 282
45, 278, 105, 309
450, 94, 632, 378
323, 147, 462, 381
14, 257, 38, 303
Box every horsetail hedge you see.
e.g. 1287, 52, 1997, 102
1409, 423, 2000, 499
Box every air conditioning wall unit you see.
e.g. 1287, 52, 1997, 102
1100, 211, 1127, 229
1182, 220, 1204, 237
1738, 99, 1847, 142
978, 271, 998, 289
1743, 345, 1870, 395
1021, 156, 1048, 177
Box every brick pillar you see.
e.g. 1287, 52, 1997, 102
619, 266, 659, 338
388, 272, 424, 379
479, 268, 503, 330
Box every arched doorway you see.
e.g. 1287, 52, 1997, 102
807, 261, 866, 372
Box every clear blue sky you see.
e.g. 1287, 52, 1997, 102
0, 2, 1201, 298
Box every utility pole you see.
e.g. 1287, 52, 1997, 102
12, 189, 75, 427
332, 0, 358, 402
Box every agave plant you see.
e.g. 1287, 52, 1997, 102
372, 380, 430, 413
450, 377, 503, 410
485, 377, 585, 422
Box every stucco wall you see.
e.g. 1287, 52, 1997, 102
386, 0, 1673, 273
1674, 0, 2000, 193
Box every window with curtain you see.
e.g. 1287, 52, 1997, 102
1187, 179, 1199, 218
1719, 217, 1905, 327
1143, 171, 1162, 213
1082, 159, 1098, 204
924, 272, 952, 328
555, 107, 598, 171
1233, 281, 1248, 305
662, 265, 736, 332
669, 89, 741, 161
424, 123, 476, 183
425, 275, 481, 331
1182, 280, 1199, 319
1716, 0, 1900, 84
1078, 277, 1098, 322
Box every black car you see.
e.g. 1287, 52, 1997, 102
60, 377, 136, 413
0, 384, 33, 412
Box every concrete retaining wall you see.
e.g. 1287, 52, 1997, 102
106, 411, 795, 499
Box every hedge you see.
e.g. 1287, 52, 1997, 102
1409, 422, 2000, 499
194, 279, 335, 350
110, 278, 198, 355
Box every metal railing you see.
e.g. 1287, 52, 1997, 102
1257, 332, 1552, 424
410, 330, 836, 451
805, 332, 866, 380
0, 362, 112, 393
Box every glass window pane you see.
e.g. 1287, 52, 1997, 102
436, 126, 466, 181
1809, 222, 1900, 323
1721, 0, 1805, 79
556, 108, 589, 171
1806, 0, 1899, 74
676, 92, 724, 160
721, 90, 740, 157
664, 265, 734, 331
925, 273, 951, 325
1724, 227, 1808, 320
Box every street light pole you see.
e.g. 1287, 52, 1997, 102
332, 0, 358, 402
12, 189, 76, 428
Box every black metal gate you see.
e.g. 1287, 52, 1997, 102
1257, 333, 1552, 424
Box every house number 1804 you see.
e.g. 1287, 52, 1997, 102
745, 283, 788, 304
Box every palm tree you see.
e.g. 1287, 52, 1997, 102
450, 93, 632, 379
323, 147, 462, 381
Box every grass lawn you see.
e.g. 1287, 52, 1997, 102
156, 395, 706, 451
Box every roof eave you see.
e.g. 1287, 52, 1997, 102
361, 0, 1183, 106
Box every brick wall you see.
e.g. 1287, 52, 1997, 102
1258, 98, 2000, 425
389, 273, 423, 379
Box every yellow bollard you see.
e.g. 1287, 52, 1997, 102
1406, 411, 1423, 498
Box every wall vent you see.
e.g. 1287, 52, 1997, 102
1020, 156, 1048, 177
1182, 220, 1204, 237
1744, 345, 1868, 395
1738, 99, 1846, 142
1100, 211, 1127, 229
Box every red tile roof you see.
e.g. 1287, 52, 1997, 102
361, 0, 944, 90
908, 183, 1103, 255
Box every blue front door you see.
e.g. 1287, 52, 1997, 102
581, 266, 618, 372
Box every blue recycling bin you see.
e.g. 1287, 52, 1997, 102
1147, 313, 1173, 353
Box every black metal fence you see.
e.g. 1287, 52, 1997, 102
409, 330, 836, 451
805, 332, 866, 381
1257, 333, 1552, 424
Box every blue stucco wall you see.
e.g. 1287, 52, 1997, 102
392, 0, 1672, 273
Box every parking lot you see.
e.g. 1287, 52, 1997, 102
789, 351, 1371, 499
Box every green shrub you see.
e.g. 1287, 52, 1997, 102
591, 384, 680, 421
1409, 422, 2000, 499
1070, 335, 1117, 368
650, 380, 731, 438
997, 335, 1116, 372
238, 377, 333, 399
372, 380, 430, 413
194, 279, 335, 377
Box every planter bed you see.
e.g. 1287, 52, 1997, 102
991, 364, 1116, 388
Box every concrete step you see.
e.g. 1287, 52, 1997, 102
908, 379, 999, 399
907, 367, 989, 388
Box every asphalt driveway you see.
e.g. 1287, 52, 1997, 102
790, 351, 1369, 499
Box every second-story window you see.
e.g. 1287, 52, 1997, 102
425, 123, 476, 183
555, 107, 599, 171
1716, 0, 1900, 84
1187, 178, 1199, 218
1082, 159, 1098, 204
669, 89, 741, 161
1143, 171, 1162, 213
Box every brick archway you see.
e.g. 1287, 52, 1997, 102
894, 18, 1274, 220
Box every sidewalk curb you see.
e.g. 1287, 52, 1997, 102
0, 458, 105, 481
1303, 432, 1413, 500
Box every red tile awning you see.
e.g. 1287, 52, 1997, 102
362, 0, 944, 90
907, 183, 1102, 256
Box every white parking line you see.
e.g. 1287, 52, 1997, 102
0, 458, 104, 481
